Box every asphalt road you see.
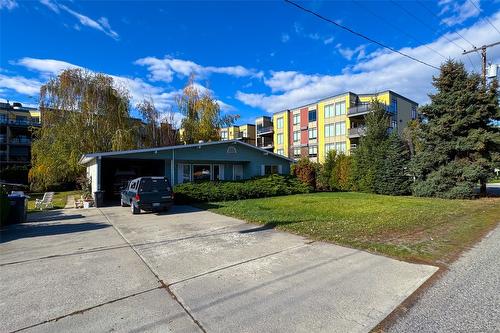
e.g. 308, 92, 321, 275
388, 223, 500, 333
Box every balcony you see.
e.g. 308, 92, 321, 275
0, 118, 41, 127
348, 127, 366, 138
256, 126, 273, 135
348, 104, 391, 117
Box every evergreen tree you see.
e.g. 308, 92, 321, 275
318, 150, 336, 190
411, 60, 500, 199
375, 132, 411, 195
350, 99, 390, 192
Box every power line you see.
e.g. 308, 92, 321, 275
283, 0, 440, 70
390, 0, 466, 52
416, 0, 476, 49
353, 0, 447, 60
467, 0, 500, 36
416, 0, 480, 73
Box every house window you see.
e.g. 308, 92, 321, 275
213, 165, 221, 181
233, 164, 243, 180
264, 165, 279, 175
276, 117, 284, 129
221, 130, 228, 140
293, 147, 301, 158
308, 110, 317, 122
308, 145, 318, 157
335, 122, 346, 136
277, 133, 284, 145
193, 165, 211, 181
335, 101, 346, 115
324, 104, 334, 118
293, 130, 300, 142
411, 105, 417, 119
276, 148, 284, 155
308, 127, 317, 140
182, 164, 191, 183
293, 113, 300, 125
325, 143, 335, 154
324, 124, 334, 137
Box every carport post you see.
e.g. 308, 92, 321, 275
97, 156, 102, 191
171, 149, 175, 185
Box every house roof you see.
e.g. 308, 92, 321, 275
79, 139, 294, 165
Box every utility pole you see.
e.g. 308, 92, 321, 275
463, 41, 500, 87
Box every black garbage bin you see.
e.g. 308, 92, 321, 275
93, 190, 104, 208
7, 195, 28, 224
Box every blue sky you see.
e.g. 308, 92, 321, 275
1, 0, 499, 125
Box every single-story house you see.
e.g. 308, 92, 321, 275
79, 140, 293, 201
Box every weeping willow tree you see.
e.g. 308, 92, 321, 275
30, 69, 138, 190
177, 75, 238, 144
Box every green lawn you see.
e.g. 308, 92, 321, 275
28, 190, 81, 212
199, 192, 500, 265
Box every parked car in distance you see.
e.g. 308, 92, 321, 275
121, 176, 173, 214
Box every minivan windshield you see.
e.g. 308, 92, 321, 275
139, 178, 171, 193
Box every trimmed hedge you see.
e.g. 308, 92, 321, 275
174, 174, 312, 204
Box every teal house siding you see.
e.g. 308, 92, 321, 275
81, 140, 293, 194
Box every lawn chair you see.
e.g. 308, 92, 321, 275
35, 192, 55, 210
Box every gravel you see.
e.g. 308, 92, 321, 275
388, 223, 500, 333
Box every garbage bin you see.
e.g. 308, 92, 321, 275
93, 190, 104, 208
7, 195, 28, 224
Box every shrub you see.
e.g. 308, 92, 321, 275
173, 174, 312, 204
292, 158, 319, 189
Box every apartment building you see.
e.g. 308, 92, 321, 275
273, 90, 418, 163
220, 124, 256, 145
0, 102, 41, 173
255, 116, 273, 151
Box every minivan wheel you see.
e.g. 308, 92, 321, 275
131, 202, 140, 214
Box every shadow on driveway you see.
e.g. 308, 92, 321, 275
0, 222, 109, 243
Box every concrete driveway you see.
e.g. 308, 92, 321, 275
1, 206, 438, 333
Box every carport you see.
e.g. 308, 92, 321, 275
79, 140, 293, 202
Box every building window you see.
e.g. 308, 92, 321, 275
277, 133, 284, 145
325, 143, 335, 154
335, 141, 347, 153
277, 117, 284, 129
391, 98, 398, 114
293, 130, 300, 142
324, 104, 334, 118
233, 164, 243, 180
335, 101, 346, 116
264, 165, 279, 175
308, 127, 317, 140
221, 130, 228, 140
324, 124, 334, 137
276, 148, 284, 155
293, 113, 300, 125
411, 105, 417, 119
308, 145, 317, 157
308, 110, 317, 122
193, 165, 211, 181
335, 121, 346, 136
293, 147, 301, 158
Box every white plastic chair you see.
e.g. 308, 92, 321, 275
35, 192, 55, 210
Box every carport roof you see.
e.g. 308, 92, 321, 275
79, 140, 294, 165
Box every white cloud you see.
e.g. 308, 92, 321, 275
0, 0, 17, 10
293, 21, 335, 45
440, 0, 480, 26
39, 0, 119, 40
281, 33, 290, 43
17, 58, 81, 76
39, 0, 59, 13
0, 74, 42, 96
134, 56, 263, 83
337, 44, 368, 61
236, 11, 500, 113
323, 37, 334, 45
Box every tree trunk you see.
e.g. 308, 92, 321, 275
480, 179, 487, 196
